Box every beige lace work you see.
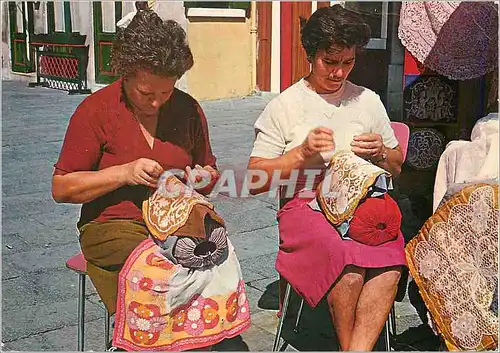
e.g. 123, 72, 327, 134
407, 184, 498, 350
143, 172, 213, 241
317, 150, 390, 225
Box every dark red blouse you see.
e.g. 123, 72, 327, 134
54, 79, 217, 228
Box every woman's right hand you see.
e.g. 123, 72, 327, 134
300, 127, 335, 160
122, 158, 164, 188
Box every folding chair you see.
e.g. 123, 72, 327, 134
272, 122, 410, 351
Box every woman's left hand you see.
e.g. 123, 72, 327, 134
350, 133, 385, 161
184, 164, 219, 191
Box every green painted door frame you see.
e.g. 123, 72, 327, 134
8, 1, 35, 73
93, 1, 122, 84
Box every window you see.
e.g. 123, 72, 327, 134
184, 2, 250, 10
344, 2, 389, 50
184, 1, 250, 18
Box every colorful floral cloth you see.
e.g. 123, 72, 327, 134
113, 171, 250, 351
113, 239, 250, 351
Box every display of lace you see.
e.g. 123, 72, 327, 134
406, 183, 498, 351
406, 128, 446, 171
404, 76, 458, 123
399, 1, 498, 81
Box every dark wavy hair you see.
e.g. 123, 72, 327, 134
301, 4, 371, 61
111, 9, 194, 78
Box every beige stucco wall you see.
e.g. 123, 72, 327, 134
186, 17, 254, 101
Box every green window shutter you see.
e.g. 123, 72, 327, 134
93, 1, 120, 84
47, 1, 55, 34
184, 2, 250, 10
8, 1, 34, 73
63, 1, 72, 33
227, 2, 250, 10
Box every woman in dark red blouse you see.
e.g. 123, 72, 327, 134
52, 9, 219, 315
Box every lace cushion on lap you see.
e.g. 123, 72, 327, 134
158, 227, 229, 269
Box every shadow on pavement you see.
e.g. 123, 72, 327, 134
391, 324, 443, 351
212, 335, 250, 351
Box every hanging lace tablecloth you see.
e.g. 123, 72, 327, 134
406, 183, 498, 351
398, 1, 498, 80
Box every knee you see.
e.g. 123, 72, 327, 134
377, 266, 403, 287
340, 265, 365, 287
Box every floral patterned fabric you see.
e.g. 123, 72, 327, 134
406, 184, 498, 351
113, 238, 250, 351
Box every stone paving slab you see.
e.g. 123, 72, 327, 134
2, 298, 104, 342
2, 81, 423, 351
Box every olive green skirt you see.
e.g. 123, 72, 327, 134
79, 220, 148, 314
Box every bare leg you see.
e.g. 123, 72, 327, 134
348, 266, 402, 351
327, 265, 366, 350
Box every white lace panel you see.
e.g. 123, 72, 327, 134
413, 185, 498, 349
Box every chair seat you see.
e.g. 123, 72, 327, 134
66, 252, 88, 275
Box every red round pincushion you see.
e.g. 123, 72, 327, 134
348, 193, 402, 246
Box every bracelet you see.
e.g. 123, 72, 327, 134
371, 147, 388, 164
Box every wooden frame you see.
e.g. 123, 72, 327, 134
291, 2, 311, 85
8, 1, 35, 72
256, 1, 272, 92
92, 1, 122, 84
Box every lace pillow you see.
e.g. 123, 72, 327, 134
174, 227, 229, 269
316, 150, 391, 226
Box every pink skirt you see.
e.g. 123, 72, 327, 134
276, 196, 407, 308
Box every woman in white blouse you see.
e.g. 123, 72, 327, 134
247, 5, 405, 351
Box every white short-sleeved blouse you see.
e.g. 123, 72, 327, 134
251, 79, 398, 159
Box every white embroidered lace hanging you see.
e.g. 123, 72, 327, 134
398, 1, 498, 81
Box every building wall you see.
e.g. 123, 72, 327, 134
151, 1, 188, 92
185, 14, 254, 101
2, 1, 10, 78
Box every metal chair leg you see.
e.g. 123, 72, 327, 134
273, 283, 292, 351
384, 319, 391, 351
105, 309, 111, 350
390, 305, 397, 335
77, 274, 86, 351
294, 298, 304, 333
383, 305, 397, 351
